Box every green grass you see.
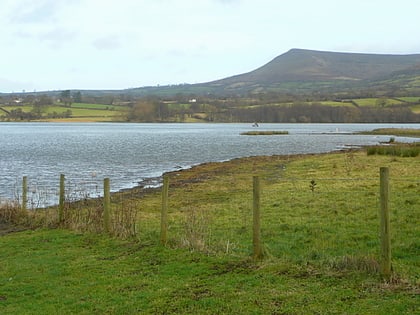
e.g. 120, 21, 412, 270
367, 143, 420, 157
359, 128, 420, 137
167, 103, 191, 110
352, 98, 404, 107
0, 103, 128, 122
70, 103, 128, 111
0, 105, 33, 114
1, 151, 419, 314
67, 108, 117, 117
396, 96, 420, 103
319, 101, 354, 107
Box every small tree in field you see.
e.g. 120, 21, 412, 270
60, 90, 73, 107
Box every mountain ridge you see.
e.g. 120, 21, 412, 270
209, 48, 420, 85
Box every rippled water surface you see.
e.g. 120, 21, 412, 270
1, 122, 419, 205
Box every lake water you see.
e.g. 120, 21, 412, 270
1, 122, 419, 206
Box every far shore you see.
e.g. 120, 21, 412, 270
357, 127, 420, 137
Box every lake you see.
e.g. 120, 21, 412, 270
1, 122, 419, 206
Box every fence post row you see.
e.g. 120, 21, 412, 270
21, 176, 28, 211
17, 168, 395, 272
103, 178, 111, 233
160, 175, 169, 245
379, 167, 392, 279
58, 174, 65, 223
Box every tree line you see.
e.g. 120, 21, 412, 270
225, 103, 420, 123
124, 100, 420, 123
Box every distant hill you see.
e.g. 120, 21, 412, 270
124, 49, 420, 96
195, 49, 420, 95
218, 48, 420, 82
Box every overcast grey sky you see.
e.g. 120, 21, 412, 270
1, 0, 420, 92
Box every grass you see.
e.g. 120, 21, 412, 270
319, 101, 354, 107
396, 97, 420, 103
0, 103, 127, 122
359, 128, 420, 137
0, 105, 33, 114
352, 98, 404, 107
70, 103, 126, 111
1, 151, 419, 314
367, 143, 420, 157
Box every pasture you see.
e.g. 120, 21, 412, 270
0, 103, 128, 122
1, 150, 419, 314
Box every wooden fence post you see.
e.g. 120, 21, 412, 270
103, 178, 111, 233
22, 176, 27, 211
253, 176, 263, 260
160, 175, 169, 245
58, 174, 65, 223
379, 167, 392, 279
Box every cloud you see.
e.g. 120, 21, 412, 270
11, 27, 78, 50
213, 0, 242, 4
8, 0, 60, 24
92, 36, 121, 50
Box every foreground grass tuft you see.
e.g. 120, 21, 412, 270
367, 143, 420, 157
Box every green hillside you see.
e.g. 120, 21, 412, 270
117, 49, 420, 97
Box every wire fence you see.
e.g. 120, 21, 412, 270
156, 171, 418, 278
2, 169, 419, 277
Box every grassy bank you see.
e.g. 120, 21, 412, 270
1, 151, 419, 314
359, 128, 420, 137
240, 130, 289, 135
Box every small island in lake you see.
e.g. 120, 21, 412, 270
357, 128, 420, 137
241, 130, 289, 136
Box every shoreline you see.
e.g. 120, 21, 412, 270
2, 124, 418, 206
116, 151, 349, 197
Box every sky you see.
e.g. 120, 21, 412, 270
1, 0, 420, 93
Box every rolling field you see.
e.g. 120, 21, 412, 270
1, 96, 419, 122
352, 98, 404, 107
0, 103, 128, 122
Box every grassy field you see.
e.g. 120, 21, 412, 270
1, 96, 420, 122
319, 101, 354, 107
1, 150, 419, 314
0, 103, 127, 122
397, 97, 420, 103
352, 98, 404, 107
70, 103, 126, 111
